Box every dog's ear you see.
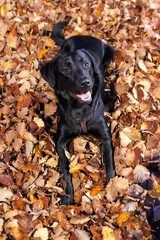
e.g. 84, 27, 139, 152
60, 38, 75, 53
40, 56, 58, 88
81, 49, 102, 72
102, 44, 115, 68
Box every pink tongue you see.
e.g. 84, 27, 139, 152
76, 91, 91, 101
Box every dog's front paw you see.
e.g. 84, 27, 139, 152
106, 170, 115, 184
60, 195, 74, 205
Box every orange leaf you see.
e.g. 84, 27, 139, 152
91, 182, 104, 197
17, 94, 32, 110
37, 48, 49, 59
13, 199, 25, 210
56, 212, 74, 231
69, 162, 87, 174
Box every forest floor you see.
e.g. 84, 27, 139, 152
0, 0, 160, 239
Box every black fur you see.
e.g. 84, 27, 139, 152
40, 22, 115, 205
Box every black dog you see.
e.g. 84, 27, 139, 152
40, 22, 115, 205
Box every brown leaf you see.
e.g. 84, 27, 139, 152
124, 147, 141, 167
0, 188, 13, 201
146, 135, 159, 150
120, 127, 141, 147
73, 137, 88, 153
56, 212, 74, 231
18, 215, 35, 234
141, 120, 158, 133
92, 197, 106, 218
106, 177, 129, 202
44, 101, 57, 117
7, 34, 18, 49
5, 129, 17, 146
17, 94, 32, 110
0, 174, 13, 186
75, 229, 90, 240
46, 172, 60, 188
70, 216, 90, 225
32, 199, 44, 213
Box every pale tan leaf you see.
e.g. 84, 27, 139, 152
75, 229, 90, 240
70, 216, 90, 225
0, 188, 13, 201
102, 226, 116, 240
34, 228, 48, 240
138, 59, 147, 73
33, 117, 45, 127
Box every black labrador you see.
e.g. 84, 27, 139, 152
40, 22, 115, 205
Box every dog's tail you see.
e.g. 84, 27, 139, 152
51, 21, 68, 46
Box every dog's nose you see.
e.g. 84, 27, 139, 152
80, 79, 91, 88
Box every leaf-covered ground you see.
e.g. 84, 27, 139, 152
0, 0, 160, 239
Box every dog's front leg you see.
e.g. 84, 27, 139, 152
91, 120, 115, 183
57, 133, 74, 205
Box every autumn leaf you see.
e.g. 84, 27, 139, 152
102, 226, 116, 240
33, 228, 48, 240
17, 94, 32, 110
33, 116, 45, 127
91, 182, 104, 196
74, 229, 90, 240
56, 212, 74, 231
0, 174, 13, 186
116, 212, 134, 227
0, 188, 13, 202
119, 127, 141, 147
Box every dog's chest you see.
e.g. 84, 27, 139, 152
64, 107, 93, 133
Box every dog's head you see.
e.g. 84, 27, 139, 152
40, 49, 101, 104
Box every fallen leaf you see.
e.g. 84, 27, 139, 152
0, 174, 13, 186
70, 216, 90, 225
33, 228, 48, 240
116, 211, 134, 227
33, 116, 45, 127
102, 226, 116, 240
56, 212, 74, 231
17, 94, 32, 110
0, 188, 13, 201
75, 229, 90, 240
138, 59, 147, 73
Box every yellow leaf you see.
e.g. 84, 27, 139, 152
37, 48, 49, 59
69, 162, 87, 173
116, 211, 134, 227
0, 4, 7, 17
149, 184, 160, 198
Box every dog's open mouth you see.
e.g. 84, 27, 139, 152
70, 90, 92, 103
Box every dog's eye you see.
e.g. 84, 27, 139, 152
62, 67, 70, 74
84, 62, 89, 68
